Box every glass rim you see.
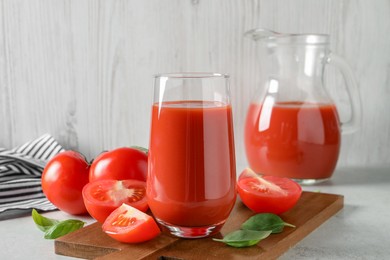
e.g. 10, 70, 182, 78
154, 72, 229, 79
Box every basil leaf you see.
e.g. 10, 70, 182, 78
213, 230, 272, 248
241, 213, 295, 234
44, 219, 85, 239
31, 209, 60, 232
32, 209, 86, 239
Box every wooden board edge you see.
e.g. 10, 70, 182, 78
93, 234, 182, 260
55, 240, 120, 259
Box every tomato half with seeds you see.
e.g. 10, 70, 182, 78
102, 203, 160, 243
237, 168, 302, 215
82, 179, 148, 223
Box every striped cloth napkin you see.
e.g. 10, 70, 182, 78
0, 134, 64, 219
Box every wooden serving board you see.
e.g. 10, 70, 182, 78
55, 191, 343, 260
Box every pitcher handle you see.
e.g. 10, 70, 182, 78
326, 53, 362, 134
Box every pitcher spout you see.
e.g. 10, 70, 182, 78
244, 28, 282, 41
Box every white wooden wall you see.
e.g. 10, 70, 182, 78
1, 0, 389, 168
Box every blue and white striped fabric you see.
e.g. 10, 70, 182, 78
0, 134, 64, 218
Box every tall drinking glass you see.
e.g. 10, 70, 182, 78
147, 73, 236, 238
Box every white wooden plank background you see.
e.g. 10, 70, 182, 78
0, 0, 389, 169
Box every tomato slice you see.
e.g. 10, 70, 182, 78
102, 203, 160, 243
82, 179, 148, 223
237, 168, 302, 215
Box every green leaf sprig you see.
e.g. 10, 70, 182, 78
213, 230, 272, 248
213, 213, 295, 248
32, 209, 85, 239
130, 146, 148, 155
241, 213, 295, 234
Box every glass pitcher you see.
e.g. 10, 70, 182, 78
244, 29, 361, 185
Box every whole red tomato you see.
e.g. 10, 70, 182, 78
41, 151, 89, 215
89, 147, 148, 182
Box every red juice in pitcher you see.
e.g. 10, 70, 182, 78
244, 101, 341, 180
147, 101, 236, 228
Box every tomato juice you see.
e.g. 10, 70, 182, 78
244, 101, 341, 180
147, 101, 236, 227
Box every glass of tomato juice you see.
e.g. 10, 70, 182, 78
147, 73, 237, 238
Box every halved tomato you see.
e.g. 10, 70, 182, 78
82, 179, 148, 223
102, 203, 160, 243
237, 168, 302, 215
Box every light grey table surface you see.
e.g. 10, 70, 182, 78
1, 166, 389, 260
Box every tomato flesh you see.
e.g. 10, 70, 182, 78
82, 179, 148, 223
89, 147, 148, 182
103, 204, 160, 243
237, 168, 302, 215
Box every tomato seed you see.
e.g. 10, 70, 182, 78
92, 187, 108, 201
111, 211, 138, 227
127, 187, 145, 202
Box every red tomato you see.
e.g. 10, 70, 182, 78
89, 147, 148, 182
82, 179, 148, 223
41, 151, 89, 215
237, 168, 302, 215
102, 203, 160, 243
